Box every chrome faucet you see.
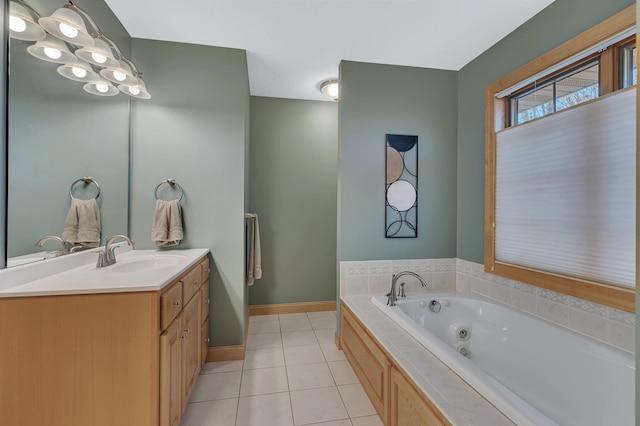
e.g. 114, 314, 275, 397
96, 235, 134, 268
34, 236, 69, 256
386, 271, 429, 306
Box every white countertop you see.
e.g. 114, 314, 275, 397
340, 295, 514, 426
0, 246, 210, 298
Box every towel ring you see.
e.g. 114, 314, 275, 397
155, 178, 184, 202
69, 177, 100, 200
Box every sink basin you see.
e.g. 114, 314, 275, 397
109, 255, 186, 273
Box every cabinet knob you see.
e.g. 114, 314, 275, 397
207, 298, 210, 305
179, 334, 187, 340
206, 337, 210, 343
173, 299, 182, 306
184, 327, 190, 334
207, 268, 211, 273
193, 280, 199, 286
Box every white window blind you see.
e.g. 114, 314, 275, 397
495, 87, 636, 288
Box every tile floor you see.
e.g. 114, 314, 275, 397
180, 311, 383, 426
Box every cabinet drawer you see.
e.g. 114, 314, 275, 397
182, 265, 203, 305
200, 282, 210, 324
161, 282, 183, 331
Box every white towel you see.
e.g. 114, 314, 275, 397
62, 198, 101, 248
245, 213, 262, 285
152, 199, 184, 247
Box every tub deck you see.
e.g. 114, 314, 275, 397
340, 295, 514, 426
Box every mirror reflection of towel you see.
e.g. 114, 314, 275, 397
62, 198, 101, 247
245, 213, 262, 286
152, 199, 183, 247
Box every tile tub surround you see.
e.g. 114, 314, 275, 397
341, 295, 514, 426
340, 258, 635, 353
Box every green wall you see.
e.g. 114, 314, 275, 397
338, 61, 458, 262
129, 39, 250, 346
456, 0, 635, 263
249, 97, 338, 305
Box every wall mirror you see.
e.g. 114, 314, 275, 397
5, 0, 131, 267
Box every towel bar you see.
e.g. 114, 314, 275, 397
155, 178, 184, 202
69, 177, 100, 200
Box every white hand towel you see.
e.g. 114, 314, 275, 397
245, 213, 262, 286
62, 198, 101, 248
152, 199, 184, 247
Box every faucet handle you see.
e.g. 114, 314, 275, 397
398, 282, 406, 298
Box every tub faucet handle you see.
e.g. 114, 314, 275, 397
398, 282, 406, 298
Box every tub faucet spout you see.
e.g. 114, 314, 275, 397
386, 271, 429, 306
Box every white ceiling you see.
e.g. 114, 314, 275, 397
103, 0, 555, 102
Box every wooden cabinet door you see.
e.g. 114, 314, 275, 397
390, 367, 449, 426
182, 291, 202, 412
160, 317, 182, 426
201, 319, 210, 367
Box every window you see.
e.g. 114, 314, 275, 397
485, 6, 636, 313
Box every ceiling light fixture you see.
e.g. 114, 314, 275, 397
100, 59, 138, 87
83, 79, 118, 96
9, 1, 45, 41
119, 77, 151, 100
320, 79, 339, 101
57, 60, 100, 83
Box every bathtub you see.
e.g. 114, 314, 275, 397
371, 292, 634, 426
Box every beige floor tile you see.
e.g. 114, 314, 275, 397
249, 314, 279, 323
338, 384, 377, 418
328, 360, 359, 385
310, 316, 338, 330
282, 330, 318, 347
351, 415, 383, 426
287, 362, 336, 391
306, 311, 337, 320
236, 392, 294, 426
311, 421, 352, 426
200, 360, 243, 375
279, 312, 309, 320
280, 318, 313, 332
320, 342, 347, 362
243, 347, 285, 370
189, 371, 241, 402
180, 399, 237, 426
284, 344, 326, 365
239, 366, 289, 396
290, 387, 349, 425
247, 319, 280, 335
314, 328, 336, 344
246, 332, 282, 350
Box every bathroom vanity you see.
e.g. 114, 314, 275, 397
0, 248, 210, 426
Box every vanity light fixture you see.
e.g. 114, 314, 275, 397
9, 1, 46, 41
57, 60, 100, 82
320, 79, 339, 101
38, 5, 94, 47
83, 79, 118, 96
9, 0, 151, 99
75, 37, 120, 68
26, 34, 76, 63
100, 59, 138, 87
119, 76, 151, 100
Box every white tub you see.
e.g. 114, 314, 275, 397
371, 292, 634, 426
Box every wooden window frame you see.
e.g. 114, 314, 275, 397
484, 5, 636, 313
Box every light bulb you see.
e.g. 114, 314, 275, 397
96, 83, 109, 93
327, 84, 339, 98
72, 67, 87, 78
128, 86, 140, 95
113, 71, 126, 81
10, 16, 27, 33
59, 22, 78, 38
91, 52, 107, 64
44, 47, 62, 59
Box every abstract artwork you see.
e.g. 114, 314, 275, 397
385, 134, 418, 238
